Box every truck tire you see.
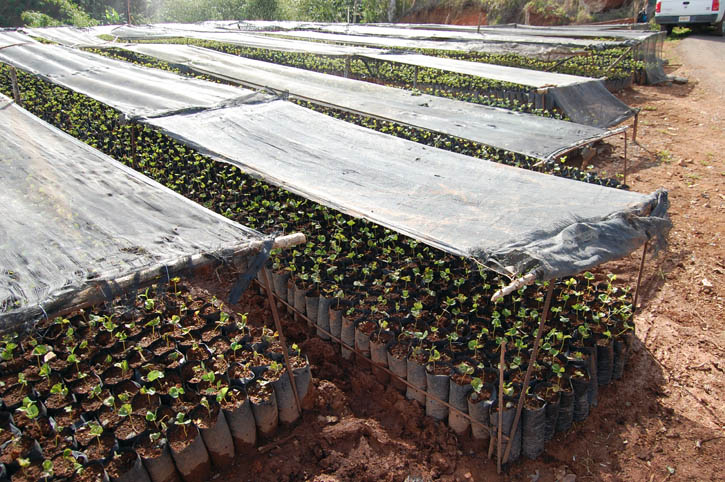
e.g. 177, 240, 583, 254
718, 20, 725, 37
665, 24, 674, 35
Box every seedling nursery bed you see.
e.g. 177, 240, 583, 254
0, 39, 668, 476
0, 278, 312, 482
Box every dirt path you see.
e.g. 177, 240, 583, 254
211, 38, 724, 482
676, 35, 725, 100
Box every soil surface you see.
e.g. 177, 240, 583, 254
199, 35, 725, 481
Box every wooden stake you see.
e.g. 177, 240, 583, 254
126, 0, 132, 25
633, 111, 639, 142
9, 66, 21, 106
623, 129, 628, 187
501, 281, 555, 465
497, 341, 506, 474
261, 267, 303, 417
632, 240, 649, 314
603, 46, 633, 75
413, 65, 418, 90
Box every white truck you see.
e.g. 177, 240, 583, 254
655, 0, 725, 35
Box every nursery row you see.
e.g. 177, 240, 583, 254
262, 263, 632, 462
1, 68, 635, 462
262, 33, 643, 83
0, 67, 632, 343
104, 37, 570, 118
0, 281, 310, 482
422, 46, 643, 83
78, 49, 622, 188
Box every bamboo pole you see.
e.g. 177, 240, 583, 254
501, 281, 555, 465
633, 111, 639, 142
603, 46, 633, 75
632, 240, 649, 314
545, 52, 588, 73
492, 273, 537, 302
261, 268, 303, 417
9, 66, 21, 106
496, 341, 506, 474
532, 126, 629, 168
623, 129, 628, 187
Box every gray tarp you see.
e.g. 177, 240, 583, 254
0, 41, 246, 119
366, 52, 635, 128
299, 23, 630, 46
122, 43, 613, 161
24, 25, 118, 47
365, 51, 591, 88
362, 23, 667, 84
263, 30, 593, 58
0, 41, 669, 282
236, 22, 666, 85
470, 25, 662, 41
0, 94, 267, 326
0, 30, 35, 49
146, 97, 669, 280
111, 25, 383, 56
110, 25, 591, 86
309, 22, 660, 42
108, 25, 635, 127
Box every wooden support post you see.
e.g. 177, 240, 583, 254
261, 267, 303, 417
9, 66, 21, 106
126, 0, 131, 25
413, 65, 418, 90
633, 111, 639, 142
501, 281, 555, 465
623, 129, 628, 187
496, 341, 506, 474
632, 240, 649, 314
344, 57, 351, 78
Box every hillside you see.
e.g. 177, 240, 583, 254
400, 0, 642, 26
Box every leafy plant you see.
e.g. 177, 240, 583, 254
174, 412, 190, 437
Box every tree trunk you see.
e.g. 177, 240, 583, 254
388, 0, 396, 22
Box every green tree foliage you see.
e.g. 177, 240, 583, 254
1, 0, 96, 27
286, 0, 388, 22
244, 0, 279, 20
0, 0, 396, 27
292, 0, 353, 21
76, 0, 152, 24
154, 0, 246, 23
